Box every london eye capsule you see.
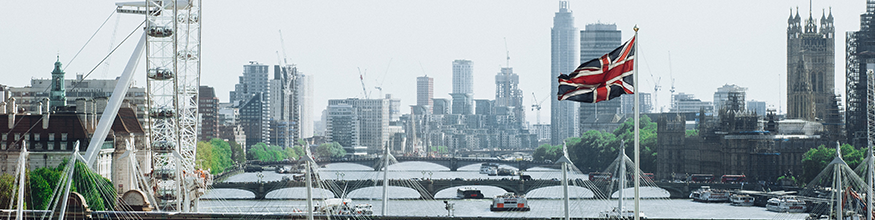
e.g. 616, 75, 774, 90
147, 68, 174, 80
176, 50, 197, 60
156, 189, 177, 201
149, 107, 175, 118
152, 140, 175, 153
154, 168, 176, 180
177, 13, 199, 23
146, 25, 173, 38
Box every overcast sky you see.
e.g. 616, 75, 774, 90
0, 0, 866, 123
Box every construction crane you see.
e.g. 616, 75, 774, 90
359, 67, 369, 99
375, 58, 392, 98
531, 92, 549, 125
669, 51, 676, 98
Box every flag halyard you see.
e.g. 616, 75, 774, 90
557, 36, 636, 103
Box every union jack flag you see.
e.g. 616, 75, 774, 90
557, 36, 635, 103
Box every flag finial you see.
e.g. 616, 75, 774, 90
633, 25, 639, 32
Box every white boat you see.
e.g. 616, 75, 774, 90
599, 207, 647, 219
490, 193, 530, 211
352, 204, 373, 215
729, 194, 755, 206
689, 186, 730, 202
480, 163, 499, 174
765, 196, 806, 213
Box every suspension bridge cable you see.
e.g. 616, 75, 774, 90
63, 9, 117, 72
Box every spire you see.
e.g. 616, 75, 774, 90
795, 6, 800, 20
828, 7, 833, 20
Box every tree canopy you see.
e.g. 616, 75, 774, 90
535, 115, 658, 173
316, 142, 346, 158
800, 143, 864, 184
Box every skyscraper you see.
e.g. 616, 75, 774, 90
847, 1, 874, 148
452, 60, 474, 115
551, 1, 579, 145
417, 76, 434, 113
198, 86, 219, 141
787, 7, 834, 121
298, 74, 314, 139
578, 23, 622, 131
495, 67, 525, 127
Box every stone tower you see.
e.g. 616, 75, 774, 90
50, 56, 67, 109
786, 7, 834, 121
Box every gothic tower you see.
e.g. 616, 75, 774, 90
787, 7, 835, 121
50, 56, 66, 109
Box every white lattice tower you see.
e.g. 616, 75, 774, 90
139, 0, 200, 211
174, 0, 202, 211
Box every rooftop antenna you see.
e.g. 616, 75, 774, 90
504, 37, 510, 68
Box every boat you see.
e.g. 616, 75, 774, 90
480, 163, 499, 174
457, 187, 484, 199
729, 194, 755, 206
599, 207, 647, 219
765, 196, 806, 213
315, 198, 373, 215
689, 186, 730, 202
490, 192, 530, 211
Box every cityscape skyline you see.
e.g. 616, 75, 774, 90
0, 0, 864, 124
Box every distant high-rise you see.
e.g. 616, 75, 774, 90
453, 60, 473, 94
495, 67, 525, 126
433, 98, 450, 115
452, 60, 474, 115
298, 74, 314, 139
787, 7, 834, 121
847, 1, 873, 148
713, 84, 747, 112
231, 61, 270, 106
198, 86, 219, 141
551, 1, 579, 145
327, 98, 390, 154
579, 23, 622, 130
417, 76, 434, 113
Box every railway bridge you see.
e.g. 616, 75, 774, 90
253, 157, 555, 171
210, 179, 751, 200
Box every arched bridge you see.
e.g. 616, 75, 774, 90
211, 178, 749, 200
253, 157, 555, 171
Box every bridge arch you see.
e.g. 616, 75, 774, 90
525, 185, 597, 199
433, 185, 508, 199
347, 186, 424, 199
265, 187, 337, 199
203, 188, 256, 199
609, 186, 670, 199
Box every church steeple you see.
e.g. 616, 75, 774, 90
50, 56, 66, 110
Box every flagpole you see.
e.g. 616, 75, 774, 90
632, 25, 641, 220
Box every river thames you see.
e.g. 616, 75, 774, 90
200, 162, 809, 219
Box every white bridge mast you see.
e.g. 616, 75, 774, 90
115, 0, 202, 211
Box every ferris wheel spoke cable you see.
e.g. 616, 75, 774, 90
63, 9, 117, 72
67, 20, 145, 93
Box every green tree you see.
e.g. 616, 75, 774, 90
72, 161, 116, 210
196, 141, 214, 170
316, 142, 347, 158
801, 144, 863, 184
685, 129, 699, 137
532, 144, 562, 162
564, 115, 658, 173
0, 173, 14, 209
229, 140, 246, 164
209, 138, 234, 174
29, 164, 64, 209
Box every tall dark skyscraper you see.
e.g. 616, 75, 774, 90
551, 1, 579, 145
847, 1, 875, 148
578, 23, 622, 132
787, 7, 834, 122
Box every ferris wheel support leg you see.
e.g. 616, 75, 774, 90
84, 32, 146, 168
